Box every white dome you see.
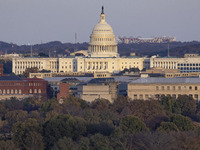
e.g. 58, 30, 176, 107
88, 6, 119, 58
92, 21, 114, 35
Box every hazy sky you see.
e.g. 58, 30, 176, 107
0, 0, 200, 45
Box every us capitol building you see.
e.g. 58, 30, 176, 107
12, 7, 147, 75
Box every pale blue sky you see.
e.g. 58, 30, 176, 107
0, 0, 199, 45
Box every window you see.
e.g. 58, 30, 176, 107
178, 86, 181, 90
11, 89, 13, 94
161, 86, 164, 90
139, 94, 143, 99
195, 86, 198, 90
156, 86, 159, 90
34, 89, 37, 93
167, 86, 170, 90
38, 89, 41, 93
173, 86, 175, 91
134, 94, 137, 100
19, 89, 22, 94
15, 89, 18, 94
30, 89, 32, 93
189, 86, 192, 90
145, 94, 149, 99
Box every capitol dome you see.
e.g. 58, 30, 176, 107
88, 6, 119, 58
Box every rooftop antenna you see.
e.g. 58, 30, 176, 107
74, 32, 77, 52
168, 44, 170, 57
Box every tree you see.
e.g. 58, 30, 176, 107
127, 132, 178, 150
170, 114, 195, 131
120, 100, 167, 129
156, 122, 179, 132
4, 98, 23, 111
22, 67, 39, 77
120, 116, 148, 134
43, 115, 71, 149
176, 95, 196, 117
12, 118, 44, 150
0, 140, 18, 150
89, 133, 113, 150
51, 137, 78, 150
43, 115, 86, 148
159, 96, 179, 114
90, 98, 111, 111
112, 96, 129, 113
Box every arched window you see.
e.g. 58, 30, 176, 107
38, 89, 41, 93
29, 89, 32, 94
7, 89, 10, 94
0, 89, 2, 94
11, 89, 14, 94
34, 89, 37, 93
15, 89, 18, 94
19, 89, 22, 94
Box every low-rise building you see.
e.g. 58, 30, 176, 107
76, 78, 118, 102
128, 77, 200, 101
0, 76, 47, 100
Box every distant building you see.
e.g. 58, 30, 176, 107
150, 55, 200, 73
118, 36, 176, 44
12, 7, 148, 75
0, 76, 47, 100
57, 83, 70, 101
128, 77, 200, 101
76, 78, 119, 102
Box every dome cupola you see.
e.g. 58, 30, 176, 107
88, 6, 119, 58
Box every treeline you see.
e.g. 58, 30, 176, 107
1, 41, 200, 57
0, 95, 200, 150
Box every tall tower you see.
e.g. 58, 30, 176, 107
88, 6, 119, 58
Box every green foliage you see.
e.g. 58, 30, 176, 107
51, 137, 78, 150
120, 100, 167, 129
120, 116, 148, 134
127, 132, 178, 150
4, 98, 23, 111
22, 67, 39, 77
157, 122, 179, 132
5, 110, 28, 128
78, 137, 90, 150
22, 97, 40, 112
87, 121, 114, 136
43, 115, 86, 149
90, 98, 111, 111
0, 95, 200, 149
170, 114, 195, 131
12, 118, 44, 150
112, 96, 129, 113
159, 96, 180, 114
39, 98, 58, 113
89, 133, 113, 150
176, 95, 196, 116
0, 140, 19, 150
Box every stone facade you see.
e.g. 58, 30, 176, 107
128, 78, 200, 101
